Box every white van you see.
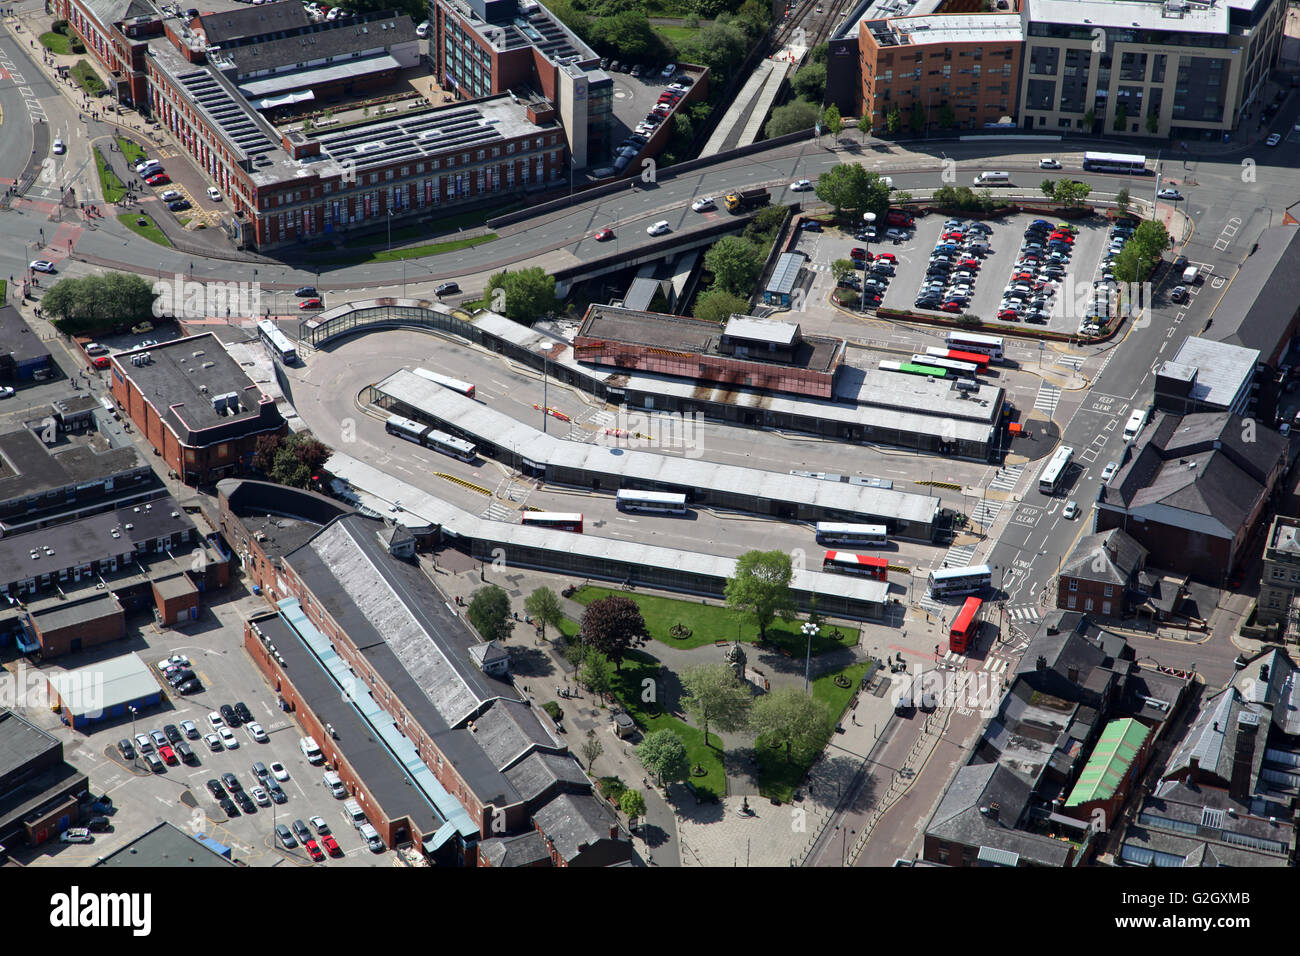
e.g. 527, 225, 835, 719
1123, 406, 1149, 441
299, 735, 324, 764
416, 20, 429, 38
1181, 265, 1200, 284
322, 770, 346, 798
359, 822, 385, 852
974, 171, 1010, 185
344, 798, 367, 828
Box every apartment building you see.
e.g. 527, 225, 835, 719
1257, 514, 1300, 627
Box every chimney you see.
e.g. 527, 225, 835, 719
1260, 664, 1270, 682
609, 824, 619, 840
1188, 756, 1198, 784
1036, 655, 1047, 671
1229, 712, 1260, 802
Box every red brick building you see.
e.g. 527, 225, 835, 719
1057, 528, 1148, 619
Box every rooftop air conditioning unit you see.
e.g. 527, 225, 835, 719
192, 351, 205, 358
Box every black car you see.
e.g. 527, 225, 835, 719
435, 281, 460, 297
836, 276, 861, 290
117, 739, 135, 760
252, 761, 269, 781
168, 199, 191, 212
164, 724, 182, 744
177, 741, 198, 765
871, 264, 895, 277
85, 816, 112, 833
234, 791, 256, 814
219, 704, 240, 728
233, 702, 253, 725
167, 669, 196, 686
292, 819, 312, 843
221, 772, 243, 793
267, 781, 287, 804
145, 753, 165, 773
219, 797, 239, 817
800, 221, 821, 232
175, 678, 202, 695
275, 824, 297, 849
294, 286, 317, 298
207, 779, 226, 799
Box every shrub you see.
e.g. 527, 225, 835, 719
598, 776, 626, 801
542, 701, 563, 722
52, 18, 68, 32
71, 40, 86, 54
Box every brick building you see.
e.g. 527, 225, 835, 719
1256, 514, 1300, 629
109, 334, 286, 486
0, 709, 90, 849
1056, 527, 1148, 618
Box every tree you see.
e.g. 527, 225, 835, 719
45, 272, 157, 335
468, 585, 511, 642
704, 236, 763, 295
790, 62, 827, 102
483, 267, 559, 323
681, 21, 747, 86
822, 104, 844, 138
1113, 104, 1128, 132
1082, 109, 1096, 131
580, 731, 604, 771
619, 788, 647, 827
908, 102, 926, 133
886, 105, 901, 135
547, 0, 592, 37
830, 258, 856, 282
693, 288, 751, 325
257, 432, 330, 489
580, 595, 645, 670
814, 163, 890, 219
636, 729, 690, 786
1040, 178, 1057, 200
750, 688, 829, 763
1146, 110, 1160, 135
936, 104, 956, 129
580, 648, 614, 698
725, 550, 796, 641
590, 10, 661, 62
857, 112, 873, 141
1115, 186, 1131, 216
765, 98, 820, 138
680, 663, 753, 749
524, 587, 563, 642
810, 42, 828, 64
252, 433, 282, 474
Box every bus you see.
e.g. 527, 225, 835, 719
384, 415, 477, 462
815, 523, 888, 547
880, 360, 949, 378
616, 489, 688, 515
928, 564, 992, 598
256, 319, 298, 365
412, 366, 476, 398
945, 331, 1004, 362
822, 551, 889, 580
912, 354, 979, 376
949, 596, 983, 654
925, 347, 990, 371
520, 511, 584, 533
1038, 445, 1074, 496
1082, 151, 1149, 175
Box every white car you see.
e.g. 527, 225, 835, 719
52, 139, 65, 155
269, 761, 289, 781
29, 260, 55, 273
0, 387, 13, 400
1266, 132, 1282, 147
206, 187, 222, 201
1156, 187, 1183, 200
60, 828, 93, 844
134, 733, 153, 754
1038, 158, 1061, 169
134, 160, 161, 174
646, 220, 670, 236
157, 654, 189, 670
1101, 461, 1119, 483
246, 721, 268, 743
218, 726, 239, 749
1063, 500, 1080, 519
180, 719, 199, 739
252, 787, 271, 806
881, 176, 893, 189
691, 197, 715, 212
790, 179, 812, 191
207, 711, 225, 732
160, 189, 182, 202
204, 732, 223, 753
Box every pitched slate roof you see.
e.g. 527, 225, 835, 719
1060, 528, 1148, 586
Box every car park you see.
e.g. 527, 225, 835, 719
276, 824, 297, 849
246, 721, 268, 743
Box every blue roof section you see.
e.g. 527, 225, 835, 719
277, 598, 478, 839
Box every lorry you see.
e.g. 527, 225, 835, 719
724, 187, 770, 213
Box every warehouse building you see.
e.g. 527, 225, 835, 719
46, 652, 164, 732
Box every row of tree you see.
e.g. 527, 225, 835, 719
43, 272, 157, 335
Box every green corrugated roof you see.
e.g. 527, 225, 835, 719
1064, 718, 1150, 807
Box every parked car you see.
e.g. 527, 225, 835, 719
176, 678, 202, 695
116, 738, 135, 760
267, 780, 288, 804
60, 828, 94, 844
275, 824, 297, 849
144, 173, 171, 186
252, 787, 271, 806
270, 761, 290, 781
85, 816, 112, 832
207, 187, 222, 201
144, 753, 165, 773
218, 727, 239, 749
246, 721, 268, 743
180, 719, 200, 739
204, 733, 223, 753
167, 199, 191, 212
322, 834, 342, 856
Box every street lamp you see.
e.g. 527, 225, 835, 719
861, 212, 877, 312
129, 705, 139, 767
539, 342, 553, 434
801, 621, 818, 692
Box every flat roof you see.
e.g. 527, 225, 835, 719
30, 593, 123, 633
375, 368, 939, 525
836, 364, 1002, 424
871, 12, 1023, 45
1162, 336, 1257, 410
0, 426, 148, 507
0, 305, 50, 365
46, 652, 159, 718
96, 821, 237, 867
0, 709, 60, 778
724, 315, 800, 346
764, 254, 806, 298
1026, 0, 1228, 34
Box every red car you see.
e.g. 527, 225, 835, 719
941, 302, 963, 313
298, 298, 322, 309
594, 228, 614, 241
158, 744, 178, 766
873, 252, 897, 262
942, 231, 963, 241
322, 834, 342, 856
997, 308, 1020, 320
145, 173, 171, 186
849, 247, 868, 260
305, 838, 325, 861
1048, 231, 1074, 243
92, 356, 110, 369
957, 258, 979, 270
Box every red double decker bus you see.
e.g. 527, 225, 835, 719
949, 596, 983, 654
822, 551, 889, 581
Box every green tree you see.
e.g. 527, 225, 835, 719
619, 788, 647, 827
547, 0, 592, 36
765, 98, 820, 138
1113, 104, 1128, 132
749, 688, 829, 764
909, 102, 926, 133
484, 266, 559, 323
524, 587, 564, 641
636, 729, 690, 786
680, 663, 752, 749
790, 62, 827, 102
1146, 110, 1160, 135
725, 550, 796, 641
1053, 179, 1091, 207
681, 21, 747, 85
830, 258, 856, 282
591, 9, 661, 62
693, 288, 750, 324
468, 585, 511, 642
580, 648, 615, 698
580, 595, 645, 671
822, 104, 844, 137
704, 236, 763, 295
814, 163, 890, 219
886, 105, 901, 135
857, 112, 873, 141
743, 204, 787, 242
1115, 186, 1131, 216
1040, 178, 1057, 200
810, 42, 828, 64
580, 731, 604, 771
259, 432, 329, 489
1082, 108, 1096, 130
44, 272, 157, 335
936, 104, 956, 129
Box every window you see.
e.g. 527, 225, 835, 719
1068, 595, 1077, 609
1069, 579, 1078, 591
1103, 584, 1114, 597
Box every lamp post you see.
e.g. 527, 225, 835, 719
539, 342, 553, 434
861, 212, 877, 312
129, 705, 138, 767
801, 621, 817, 693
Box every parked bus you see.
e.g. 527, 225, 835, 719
1082, 151, 1149, 175
412, 366, 476, 398
880, 360, 949, 378
949, 596, 983, 654
925, 347, 990, 371
821, 551, 889, 580
944, 331, 1004, 362
384, 415, 477, 462
1123, 406, 1149, 441
927, 564, 992, 598
815, 523, 889, 547
256, 319, 298, 365
912, 354, 979, 376
1038, 445, 1074, 496
616, 489, 688, 515
520, 511, 584, 533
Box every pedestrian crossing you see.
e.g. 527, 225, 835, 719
917, 594, 944, 617
482, 501, 516, 522
1034, 381, 1061, 415
987, 465, 1023, 493
1055, 355, 1085, 370
938, 650, 1014, 674
943, 544, 977, 567
1005, 605, 1042, 624
969, 498, 1003, 528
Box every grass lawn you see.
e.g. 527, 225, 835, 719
319, 232, 497, 265
115, 137, 148, 165
117, 213, 172, 247
93, 147, 125, 203
756, 660, 873, 802
571, 586, 859, 656
39, 31, 71, 55
654, 25, 699, 46
71, 59, 106, 97
608, 650, 726, 800
340, 201, 521, 249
